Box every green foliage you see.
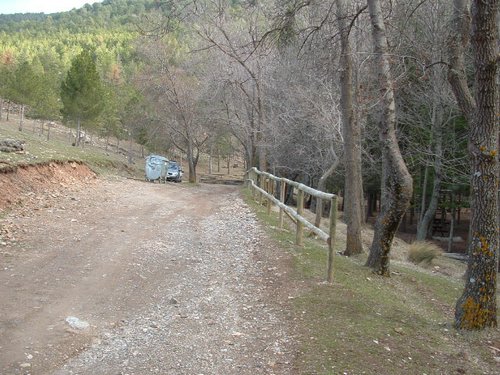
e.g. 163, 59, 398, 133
0, 0, 175, 144
0, 0, 157, 33
120, 89, 153, 144
60, 49, 105, 125
7, 60, 40, 106
98, 82, 123, 140
29, 57, 62, 121
0, 0, 148, 81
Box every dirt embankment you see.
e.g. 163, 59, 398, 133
0, 161, 97, 213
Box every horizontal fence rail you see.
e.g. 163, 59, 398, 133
246, 167, 338, 283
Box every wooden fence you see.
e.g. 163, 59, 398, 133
246, 167, 338, 283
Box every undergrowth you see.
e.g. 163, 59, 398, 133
407, 240, 443, 266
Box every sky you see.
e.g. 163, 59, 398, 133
0, 0, 103, 15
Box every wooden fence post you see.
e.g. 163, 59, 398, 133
249, 169, 337, 279
258, 174, 263, 205
296, 188, 304, 246
249, 169, 257, 199
266, 177, 272, 215
327, 195, 338, 283
279, 179, 285, 228
245, 169, 251, 188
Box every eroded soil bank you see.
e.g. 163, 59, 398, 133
0, 161, 97, 213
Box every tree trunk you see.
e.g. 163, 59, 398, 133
416, 101, 444, 241
75, 118, 81, 146
187, 140, 196, 183
254, 65, 266, 172
128, 136, 133, 165
244, 146, 252, 173
447, 0, 475, 124
81, 126, 85, 149
209, 145, 213, 174
217, 148, 221, 173
419, 166, 429, 224
366, 191, 374, 221
18, 105, 24, 131
416, 169, 441, 241
451, 0, 498, 330
314, 158, 339, 228
336, 0, 364, 256
6, 101, 10, 121
447, 192, 456, 253
365, 0, 413, 276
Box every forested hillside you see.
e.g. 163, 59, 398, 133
0, 0, 153, 70
0, 0, 158, 155
0, 0, 497, 331
0, 0, 149, 31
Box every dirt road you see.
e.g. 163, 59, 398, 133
0, 177, 296, 374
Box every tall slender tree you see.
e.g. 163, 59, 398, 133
30, 59, 62, 135
365, 0, 413, 276
6, 61, 40, 131
336, 0, 364, 256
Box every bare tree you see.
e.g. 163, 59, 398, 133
365, 0, 413, 276
196, 1, 269, 170
137, 40, 210, 183
212, 54, 263, 170
263, 45, 344, 187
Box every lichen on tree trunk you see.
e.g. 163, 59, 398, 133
448, 0, 498, 330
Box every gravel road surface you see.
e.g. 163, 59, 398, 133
0, 178, 296, 374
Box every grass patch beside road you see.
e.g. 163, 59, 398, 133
0, 118, 143, 177
243, 188, 500, 375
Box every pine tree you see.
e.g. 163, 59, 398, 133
8, 61, 40, 131
30, 58, 61, 127
60, 49, 104, 146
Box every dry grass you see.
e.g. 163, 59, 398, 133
408, 240, 444, 266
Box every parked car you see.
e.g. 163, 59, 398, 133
166, 161, 183, 182
145, 154, 168, 182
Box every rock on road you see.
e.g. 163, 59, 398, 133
0, 178, 296, 374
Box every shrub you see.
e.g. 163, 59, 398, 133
407, 241, 443, 266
